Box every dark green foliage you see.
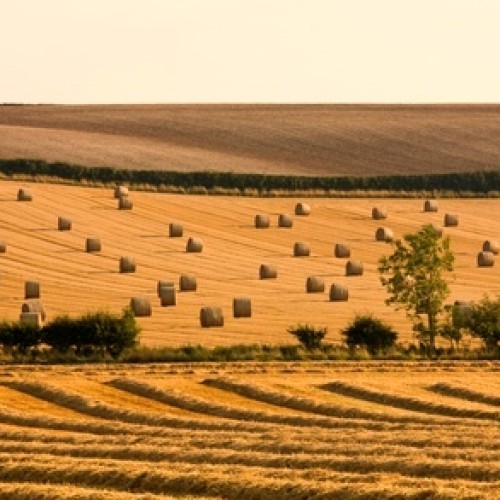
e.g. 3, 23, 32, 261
0, 321, 41, 354
41, 314, 75, 353
466, 295, 500, 351
341, 314, 398, 354
288, 323, 327, 350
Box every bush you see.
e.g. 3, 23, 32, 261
342, 314, 398, 355
0, 320, 41, 355
288, 323, 327, 350
466, 295, 500, 352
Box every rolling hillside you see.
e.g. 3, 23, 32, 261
1, 104, 500, 176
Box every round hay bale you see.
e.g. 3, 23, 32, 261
375, 227, 394, 242
346, 260, 364, 276
200, 306, 224, 327
21, 300, 46, 322
482, 240, 499, 255
19, 312, 43, 328
160, 287, 176, 307
17, 188, 32, 201
0, 240, 6, 253
334, 243, 350, 258
169, 222, 183, 238
118, 196, 133, 210
259, 264, 277, 279
130, 297, 152, 317
278, 214, 293, 228
58, 217, 72, 231
114, 185, 129, 199
444, 213, 458, 227
233, 297, 252, 318
186, 237, 203, 253
306, 276, 325, 293
329, 283, 349, 301
119, 256, 136, 273
157, 280, 175, 297
477, 251, 495, 267
24, 280, 40, 299
372, 207, 387, 220
85, 238, 101, 253
179, 275, 197, 291
293, 242, 310, 257
424, 200, 438, 212
254, 214, 270, 228
295, 202, 311, 216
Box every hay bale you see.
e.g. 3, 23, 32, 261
295, 202, 311, 216
375, 227, 394, 242
169, 222, 183, 238
21, 300, 46, 321
0, 241, 6, 253
86, 238, 101, 253
233, 297, 252, 318
19, 312, 43, 328
58, 217, 72, 231
278, 214, 293, 228
477, 251, 495, 267
424, 200, 438, 212
444, 213, 458, 227
160, 287, 176, 307
346, 260, 364, 276
119, 256, 136, 273
118, 196, 133, 210
254, 214, 270, 228
334, 243, 350, 258
157, 280, 175, 297
306, 276, 325, 293
482, 240, 499, 255
372, 207, 387, 220
293, 242, 310, 257
259, 264, 277, 279
186, 237, 203, 253
329, 283, 349, 301
25, 280, 40, 299
453, 300, 472, 325
17, 188, 32, 201
179, 275, 197, 291
130, 297, 152, 317
114, 185, 129, 199
200, 306, 224, 327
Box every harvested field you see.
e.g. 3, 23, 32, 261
0, 363, 498, 499
0, 180, 499, 347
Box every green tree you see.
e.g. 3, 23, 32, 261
466, 295, 500, 352
378, 224, 454, 354
288, 323, 327, 350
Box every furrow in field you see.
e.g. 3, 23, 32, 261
428, 383, 500, 407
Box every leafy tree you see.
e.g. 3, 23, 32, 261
0, 321, 41, 354
466, 295, 500, 352
378, 224, 454, 354
288, 323, 327, 350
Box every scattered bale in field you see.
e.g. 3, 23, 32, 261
477, 251, 495, 267
334, 243, 351, 258
179, 275, 197, 291
424, 200, 438, 212
58, 217, 72, 231
118, 196, 133, 210
260, 264, 277, 279
330, 283, 349, 301
293, 242, 310, 257
169, 222, 183, 237
295, 202, 311, 216
130, 297, 152, 317
85, 238, 101, 253
254, 214, 270, 228
430, 224, 443, 237
278, 214, 293, 228
119, 256, 136, 273
160, 287, 176, 307
233, 297, 252, 318
114, 185, 129, 199
19, 312, 43, 328
0, 241, 6, 253
186, 237, 203, 253
375, 227, 394, 242
21, 300, 46, 322
24, 281, 40, 299
17, 188, 32, 201
444, 213, 458, 227
372, 207, 387, 220
157, 280, 175, 297
200, 306, 224, 327
483, 240, 499, 255
346, 260, 364, 276
306, 276, 325, 293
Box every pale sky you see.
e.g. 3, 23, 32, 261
2, 0, 500, 104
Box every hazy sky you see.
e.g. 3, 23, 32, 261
2, 0, 500, 104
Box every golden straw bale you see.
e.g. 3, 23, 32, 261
346, 260, 364, 276
186, 237, 203, 253
118, 196, 133, 210
58, 217, 72, 231
483, 240, 499, 255
329, 283, 349, 301
21, 300, 46, 321
85, 238, 101, 253
19, 312, 43, 328
306, 276, 325, 293
119, 256, 136, 273
295, 202, 311, 216
0, 241, 6, 253
255, 214, 270, 228
293, 242, 310, 257
179, 275, 197, 291
169, 222, 183, 238
278, 214, 293, 228
259, 264, 277, 279
24, 280, 40, 299
372, 207, 387, 220
477, 251, 495, 267
17, 188, 32, 201
130, 297, 152, 317
375, 227, 394, 242
160, 287, 176, 307
200, 306, 224, 327
334, 243, 350, 258
444, 213, 458, 227
157, 280, 175, 297
233, 297, 252, 318
114, 185, 129, 199
424, 200, 438, 212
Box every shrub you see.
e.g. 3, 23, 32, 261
342, 314, 398, 355
466, 295, 500, 352
0, 321, 41, 354
288, 323, 327, 350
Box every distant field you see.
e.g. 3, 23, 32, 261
0, 362, 498, 499
1, 104, 500, 176
0, 180, 498, 347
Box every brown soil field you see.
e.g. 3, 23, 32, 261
0, 362, 497, 499
1, 104, 500, 176
0, 180, 498, 347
